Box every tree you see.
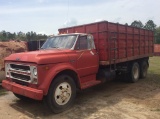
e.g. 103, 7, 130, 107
2, 30, 7, 38
131, 20, 144, 28
144, 20, 156, 31
8, 32, 13, 39
0, 30, 8, 41
125, 23, 128, 26
0, 30, 48, 41
155, 27, 160, 44
26, 32, 31, 41
17, 31, 26, 40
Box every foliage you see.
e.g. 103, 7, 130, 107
131, 20, 144, 28
130, 20, 159, 44
144, 20, 156, 31
125, 23, 128, 26
155, 27, 160, 44
0, 31, 48, 41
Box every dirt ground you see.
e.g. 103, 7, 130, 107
0, 57, 160, 119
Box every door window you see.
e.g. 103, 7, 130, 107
75, 35, 95, 50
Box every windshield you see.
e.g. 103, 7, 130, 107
41, 35, 77, 49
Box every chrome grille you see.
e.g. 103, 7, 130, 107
8, 63, 31, 83
6, 63, 38, 84
10, 64, 30, 71
11, 72, 30, 81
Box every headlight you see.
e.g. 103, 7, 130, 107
31, 66, 38, 84
33, 67, 37, 76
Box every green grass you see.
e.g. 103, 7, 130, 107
149, 56, 160, 75
147, 56, 160, 86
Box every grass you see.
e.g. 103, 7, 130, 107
0, 88, 7, 96
148, 56, 160, 75
146, 56, 160, 87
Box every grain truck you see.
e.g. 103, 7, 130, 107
2, 21, 154, 113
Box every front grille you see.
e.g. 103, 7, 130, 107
10, 64, 30, 71
11, 72, 30, 81
8, 63, 33, 83
6, 63, 37, 84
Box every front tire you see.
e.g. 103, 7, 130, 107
45, 75, 76, 113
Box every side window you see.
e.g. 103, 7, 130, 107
87, 35, 95, 49
75, 35, 95, 50
75, 36, 88, 50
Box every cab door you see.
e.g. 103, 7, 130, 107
75, 35, 99, 77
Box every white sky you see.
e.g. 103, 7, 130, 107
0, 0, 160, 35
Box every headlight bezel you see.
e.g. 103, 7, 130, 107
33, 67, 37, 76
5, 63, 10, 78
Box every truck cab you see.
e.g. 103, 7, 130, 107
2, 33, 101, 113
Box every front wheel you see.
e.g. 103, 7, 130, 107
45, 75, 76, 113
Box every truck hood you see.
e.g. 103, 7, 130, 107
5, 49, 69, 64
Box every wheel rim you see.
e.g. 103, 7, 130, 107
54, 82, 72, 105
133, 65, 139, 79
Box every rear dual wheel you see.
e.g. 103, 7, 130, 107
128, 62, 140, 83
140, 61, 148, 79
128, 60, 148, 83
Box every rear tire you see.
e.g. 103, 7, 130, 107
45, 75, 76, 113
140, 61, 148, 79
128, 62, 140, 83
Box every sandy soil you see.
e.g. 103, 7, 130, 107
0, 57, 160, 119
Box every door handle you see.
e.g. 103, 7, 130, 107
90, 51, 98, 55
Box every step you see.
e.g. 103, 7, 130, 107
81, 80, 101, 89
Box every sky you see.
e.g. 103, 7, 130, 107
0, 0, 160, 35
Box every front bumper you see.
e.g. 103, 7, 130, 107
2, 80, 43, 100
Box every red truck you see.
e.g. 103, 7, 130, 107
2, 21, 154, 113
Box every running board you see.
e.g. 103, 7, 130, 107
81, 80, 101, 89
